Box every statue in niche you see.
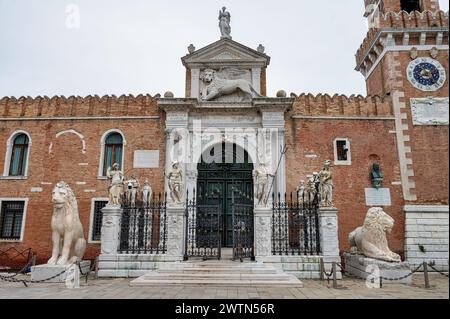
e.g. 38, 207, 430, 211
254, 162, 274, 206
370, 163, 384, 189
167, 162, 183, 204
125, 175, 140, 208
142, 179, 153, 207
200, 69, 262, 101
106, 163, 124, 206
319, 160, 334, 207
219, 7, 231, 39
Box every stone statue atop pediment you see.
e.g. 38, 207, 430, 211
219, 7, 231, 39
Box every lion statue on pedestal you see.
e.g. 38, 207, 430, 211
47, 181, 86, 265
348, 207, 401, 262
200, 69, 262, 101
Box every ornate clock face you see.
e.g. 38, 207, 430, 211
407, 58, 446, 92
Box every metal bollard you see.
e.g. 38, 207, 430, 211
332, 262, 338, 289
423, 262, 430, 289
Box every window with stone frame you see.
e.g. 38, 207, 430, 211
0, 201, 25, 240
91, 200, 108, 241
102, 133, 123, 176
9, 134, 29, 176
400, 0, 422, 12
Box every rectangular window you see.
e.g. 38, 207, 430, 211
336, 140, 348, 161
0, 201, 25, 240
91, 200, 108, 241
334, 139, 351, 165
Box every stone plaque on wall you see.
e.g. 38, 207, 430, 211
133, 150, 159, 168
365, 188, 391, 206
411, 97, 449, 126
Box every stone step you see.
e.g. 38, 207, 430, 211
140, 273, 290, 280
157, 268, 279, 274
130, 261, 303, 287
130, 279, 303, 287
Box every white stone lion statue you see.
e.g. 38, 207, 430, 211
200, 69, 262, 101
348, 207, 401, 262
47, 181, 86, 265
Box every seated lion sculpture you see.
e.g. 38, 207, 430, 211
200, 69, 262, 101
47, 181, 86, 265
348, 207, 401, 262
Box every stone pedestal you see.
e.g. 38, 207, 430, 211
166, 205, 185, 258
31, 261, 91, 283
254, 206, 272, 259
319, 207, 342, 279
343, 253, 412, 284
100, 205, 122, 256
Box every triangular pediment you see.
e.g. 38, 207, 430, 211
182, 38, 270, 68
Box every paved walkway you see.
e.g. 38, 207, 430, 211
0, 274, 448, 299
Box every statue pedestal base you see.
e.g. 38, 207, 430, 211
31, 261, 91, 283
343, 253, 412, 285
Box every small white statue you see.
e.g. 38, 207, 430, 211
253, 162, 274, 206
304, 172, 318, 203
125, 175, 140, 208
319, 160, 334, 207
349, 207, 401, 263
48, 182, 86, 265
296, 180, 305, 205
106, 163, 124, 206
142, 179, 153, 207
167, 162, 183, 204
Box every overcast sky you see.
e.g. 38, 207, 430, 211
0, 0, 448, 98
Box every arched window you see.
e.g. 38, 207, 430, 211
9, 134, 29, 176
102, 133, 123, 176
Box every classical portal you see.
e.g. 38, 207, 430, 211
158, 9, 293, 260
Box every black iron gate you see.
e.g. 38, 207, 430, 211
232, 191, 255, 261
184, 190, 222, 260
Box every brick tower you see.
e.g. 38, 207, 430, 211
356, 0, 449, 269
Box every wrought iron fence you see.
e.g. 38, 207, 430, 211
118, 193, 167, 254
184, 189, 222, 260
272, 192, 321, 256
232, 190, 254, 261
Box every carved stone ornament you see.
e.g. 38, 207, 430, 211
200, 69, 262, 101
410, 47, 418, 60
218, 7, 231, 39
48, 182, 86, 265
430, 47, 439, 59
348, 207, 401, 262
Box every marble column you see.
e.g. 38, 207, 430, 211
100, 205, 123, 256
254, 206, 272, 259
319, 207, 342, 279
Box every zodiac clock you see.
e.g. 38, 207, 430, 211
407, 57, 446, 92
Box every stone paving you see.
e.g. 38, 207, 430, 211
0, 274, 448, 299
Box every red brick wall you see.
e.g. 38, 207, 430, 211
0, 96, 166, 264
285, 117, 406, 256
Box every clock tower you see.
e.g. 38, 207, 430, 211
356, 0, 449, 269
